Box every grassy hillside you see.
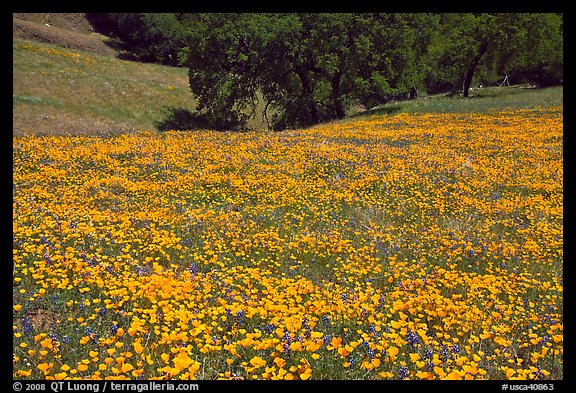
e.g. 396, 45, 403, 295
13, 38, 201, 136
353, 85, 563, 118
13, 13, 100, 36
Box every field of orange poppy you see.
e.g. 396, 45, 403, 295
13, 107, 562, 380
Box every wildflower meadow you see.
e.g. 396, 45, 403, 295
13, 108, 563, 380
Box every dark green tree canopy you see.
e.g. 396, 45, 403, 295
425, 13, 563, 96
185, 13, 439, 131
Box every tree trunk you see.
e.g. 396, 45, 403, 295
296, 67, 319, 124
331, 73, 345, 119
463, 42, 488, 98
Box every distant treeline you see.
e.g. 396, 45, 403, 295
86, 13, 563, 131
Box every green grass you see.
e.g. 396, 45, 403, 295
13, 95, 64, 108
13, 38, 200, 135
352, 85, 563, 118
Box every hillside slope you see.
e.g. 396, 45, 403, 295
13, 37, 200, 136
13, 13, 201, 136
13, 13, 117, 57
14, 13, 99, 35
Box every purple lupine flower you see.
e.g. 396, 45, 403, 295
367, 348, 375, 360
368, 323, 377, 336
189, 263, 198, 279
399, 366, 409, 379
407, 330, 420, 348
264, 323, 276, 335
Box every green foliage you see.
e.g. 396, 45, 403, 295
425, 13, 563, 95
507, 13, 563, 86
86, 13, 189, 66
185, 13, 439, 131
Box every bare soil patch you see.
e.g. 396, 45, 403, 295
13, 15, 117, 58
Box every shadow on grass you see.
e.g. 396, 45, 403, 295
84, 13, 160, 64
350, 102, 406, 118
155, 106, 246, 132
155, 106, 251, 132
155, 107, 203, 132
